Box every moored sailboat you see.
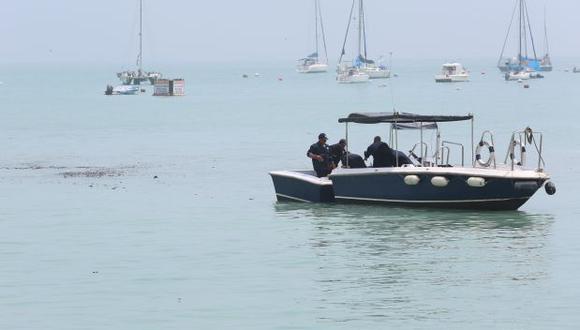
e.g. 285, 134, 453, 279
296, 0, 329, 74
116, 0, 162, 85
497, 0, 542, 74
336, 0, 389, 83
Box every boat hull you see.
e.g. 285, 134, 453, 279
329, 167, 548, 210
270, 170, 335, 203
337, 73, 370, 84
297, 63, 328, 73
435, 74, 469, 83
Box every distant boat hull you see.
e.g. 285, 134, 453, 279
297, 63, 329, 73
362, 67, 391, 79
435, 74, 469, 83
337, 71, 370, 84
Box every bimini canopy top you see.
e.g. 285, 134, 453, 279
338, 112, 473, 124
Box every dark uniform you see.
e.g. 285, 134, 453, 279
307, 142, 332, 177
364, 141, 396, 167
328, 143, 346, 167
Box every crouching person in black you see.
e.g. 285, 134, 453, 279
364, 136, 413, 167
329, 139, 347, 168
307, 133, 333, 177
364, 136, 395, 167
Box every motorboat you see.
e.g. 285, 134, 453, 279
435, 63, 469, 82
116, 0, 162, 85
336, 64, 370, 84
505, 71, 531, 81
105, 85, 140, 95
270, 112, 556, 210
296, 0, 329, 74
336, 0, 390, 82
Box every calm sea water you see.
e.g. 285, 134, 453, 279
0, 59, 579, 329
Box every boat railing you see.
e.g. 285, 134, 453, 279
409, 142, 428, 166
441, 140, 465, 167
504, 128, 545, 171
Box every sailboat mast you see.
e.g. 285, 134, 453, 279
314, 0, 319, 60
139, 0, 143, 73
544, 6, 550, 56
358, 0, 363, 56
518, 0, 522, 64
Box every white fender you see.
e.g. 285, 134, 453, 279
431, 176, 449, 187
467, 177, 486, 187
404, 175, 420, 186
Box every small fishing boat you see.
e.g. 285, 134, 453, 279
296, 0, 329, 74
270, 112, 556, 210
116, 0, 162, 85
435, 63, 469, 82
336, 0, 389, 83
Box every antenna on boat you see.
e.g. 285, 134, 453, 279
388, 52, 396, 112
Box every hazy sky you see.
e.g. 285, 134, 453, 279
1, 0, 578, 64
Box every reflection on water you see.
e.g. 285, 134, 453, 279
274, 202, 554, 325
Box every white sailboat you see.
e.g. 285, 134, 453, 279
337, 0, 389, 83
497, 0, 542, 74
540, 7, 553, 72
117, 0, 162, 85
296, 0, 329, 74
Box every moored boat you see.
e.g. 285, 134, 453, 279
296, 0, 329, 74
435, 63, 469, 82
116, 0, 162, 85
270, 112, 556, 210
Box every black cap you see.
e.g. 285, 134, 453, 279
318, 133, 328, 139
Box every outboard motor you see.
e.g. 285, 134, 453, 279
545, 181, 556, 195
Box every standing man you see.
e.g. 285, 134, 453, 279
307, 133, 333, 177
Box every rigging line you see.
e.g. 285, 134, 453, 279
544, 6, 550, 55
314, 0, 319, 59
339, 0, 356, 64
498, 0, 518, 66
524, 0, 538, 59
318, 0, 329, 63
361, 0, 368, 60
518, 0, 522, 62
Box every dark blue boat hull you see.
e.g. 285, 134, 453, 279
330, 172, 546, 210
270, 171, 335, 203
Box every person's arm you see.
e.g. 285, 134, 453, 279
307, 146, 324, 161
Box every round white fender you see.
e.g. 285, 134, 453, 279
467, 177, 486, 187
404, 175, 420, 186
431, 176, 449, 187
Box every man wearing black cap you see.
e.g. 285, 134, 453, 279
307, 133, 333, 177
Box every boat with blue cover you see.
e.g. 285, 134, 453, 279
270, 112, 556, 210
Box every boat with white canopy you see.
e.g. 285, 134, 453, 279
435, 63, 469, 82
